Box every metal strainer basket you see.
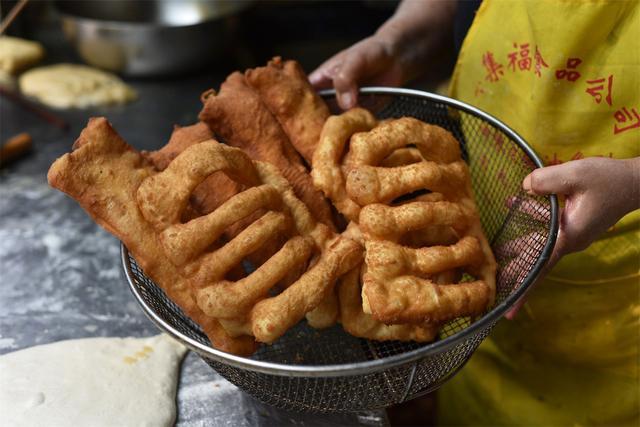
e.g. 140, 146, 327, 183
122, 88, 558, 413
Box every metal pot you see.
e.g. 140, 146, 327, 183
56, 0, 252, 76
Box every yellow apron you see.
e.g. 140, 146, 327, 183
440, 0, 640, 425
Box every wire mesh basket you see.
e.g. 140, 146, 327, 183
122, 88, 558, 413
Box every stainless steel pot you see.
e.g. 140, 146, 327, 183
56, 0, 252, 76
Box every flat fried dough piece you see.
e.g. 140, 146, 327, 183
245, 57, 330, 163
199, 71, 335, 230
47, 118, 256, 355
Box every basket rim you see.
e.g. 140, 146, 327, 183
123, 87, 559, 378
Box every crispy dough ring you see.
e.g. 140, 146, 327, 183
347, 117, 462, 166
346, 160, 469, 206
143, 122, 213, 170
142, 122, 244, 217
379, 147, 425, 167
143, 122, 283, 273
47, 118, 256, 355
316, 112, 497, 325
137, 140, 361, 344
137, 141, 259, 230
311, 108, 377, 222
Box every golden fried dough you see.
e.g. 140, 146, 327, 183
245, 57, 330, 164
143, 122, 243, 216
338, 266, 439, 342
362, 236, 492, 324
137, 140, 362, 344
143, 122, 277, 268
311, 108, 377, 222
313, 112, 496, 327
48, 58, 498, 352
47, 118, 257, 355
143, 122, 213, 170
199, 72, 335, 230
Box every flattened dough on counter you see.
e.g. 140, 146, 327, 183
0, 334, 187, 427
19, 63, 136, 109
0, 36, 44, 74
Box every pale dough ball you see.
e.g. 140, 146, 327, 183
19, 63, 137, 109
0, 36, 44, 74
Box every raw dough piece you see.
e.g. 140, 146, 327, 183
0, 36, 44, 74
19, 63, 136, 109
0, 334, 187, 427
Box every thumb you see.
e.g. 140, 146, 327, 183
309, 57, 342, 90
523, 162, 580, 195
333, 53, 370, 110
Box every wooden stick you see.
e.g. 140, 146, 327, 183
0, 132, 32, 166
0, 0, 29, 35
0, 86, 69, 130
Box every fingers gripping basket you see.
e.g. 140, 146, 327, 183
123, 88, 559, 413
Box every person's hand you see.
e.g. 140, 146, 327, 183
309, 0, 457, 110
505, 156, 640, 318
309, 35, 405, 110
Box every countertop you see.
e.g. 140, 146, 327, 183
0, 48, 388, 427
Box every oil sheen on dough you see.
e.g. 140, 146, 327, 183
0, 334, 186, 427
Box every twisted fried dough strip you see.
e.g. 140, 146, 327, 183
250, 235, 362, 342
359, 201, 471, 241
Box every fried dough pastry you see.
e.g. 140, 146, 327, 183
314, 114, 496, 325
245, 56, 330, 164
336, 223, 440, 342
311, 108, 377, 222
143, 122, 243, 217
338, 265, 439, 342
47, 118, 256, 355
354, 119, 496, 324
142, 122, 276, 269
136, 140, 362, 344
144, 122, 213, 170
199, 71, 335, 229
